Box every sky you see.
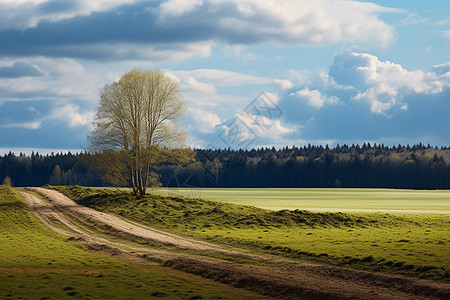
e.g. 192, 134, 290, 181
0, 0, 449, 154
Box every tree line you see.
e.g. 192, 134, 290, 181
161, 143, 450, 189
0, 151, 102, 187
1, 143, 449, 189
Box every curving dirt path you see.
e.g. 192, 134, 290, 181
27, 187, 221, 250
19, 188, 450, 300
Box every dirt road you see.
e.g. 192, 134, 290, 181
19, 188, 450, 300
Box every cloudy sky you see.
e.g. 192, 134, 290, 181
0, 0, 449, 154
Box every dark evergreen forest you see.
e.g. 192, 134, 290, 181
1, 143, 450, 189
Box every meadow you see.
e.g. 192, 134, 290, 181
153, 187, 450, 213
0, 185, 264, 299
53, 186, 450, 281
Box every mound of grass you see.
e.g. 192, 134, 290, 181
50, 185, 379, 230
0, 185, 260, 299
48, 185, 450, 282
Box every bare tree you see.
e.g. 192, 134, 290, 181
89, 69, 193, 195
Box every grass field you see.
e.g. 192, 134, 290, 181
152, 188, 450, 213
0, 185, 263, 299
53, 186, 450, 281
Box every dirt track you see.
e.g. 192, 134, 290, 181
19, 188, 450, 300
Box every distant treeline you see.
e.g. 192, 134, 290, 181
1, 143, 450, 189
0, 152, 102, 187
163, 144, 450, 189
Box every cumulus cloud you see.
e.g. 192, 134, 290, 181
325, 52, 449, 114
291, 87, 339, 109
49, 103, 92, 128
0, 0, 397, 61
277, 52, 450, 146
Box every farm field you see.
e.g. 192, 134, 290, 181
152, 188, 450, 213
56, 186, 450, 281
0, 185, 264, 300
3, 184, 449, 299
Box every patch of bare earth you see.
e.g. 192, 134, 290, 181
19, 188, 450, 300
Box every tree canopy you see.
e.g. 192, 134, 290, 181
88, 69, 193, 195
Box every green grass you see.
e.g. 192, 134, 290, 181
0, 185, 263, 299
152, 188, 450, 213
51, 185, 450, 281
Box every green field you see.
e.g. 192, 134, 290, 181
0, 185, 262, 299
152, 188, 450, 213
54, 186, 450, 281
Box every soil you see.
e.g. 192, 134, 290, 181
18, 188, 450, 300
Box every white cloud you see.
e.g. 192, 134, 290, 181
292, 87, 339, 109
185, 107, 221, 134
168, 69, 277, 110
283, 53, 450, 118
328, 52, 450, 114
0, 103, 92, 131
157, 0, 397, 47
0, 57, 101, 103
0, 0, 397, 64
275, 79, 294, 90
50, 104, 92, 128
287, 69, 353, 91
182, 76, 217, 95
431, 63, 450, 75
2, 0, 397, 48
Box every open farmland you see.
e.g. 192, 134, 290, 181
3, 184, 449, 299
149, 188, 450, 278
0, 185, 264, 300
54, 186, 450, 282
153, 188, 450, 213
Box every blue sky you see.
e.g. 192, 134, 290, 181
0, 0, 449, 154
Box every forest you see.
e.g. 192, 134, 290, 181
1, 143, 450, 189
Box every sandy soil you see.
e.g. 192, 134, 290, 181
19, 188, 450, 300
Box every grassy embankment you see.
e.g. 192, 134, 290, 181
50, 185, 450, 282
0, 185, 264, 299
